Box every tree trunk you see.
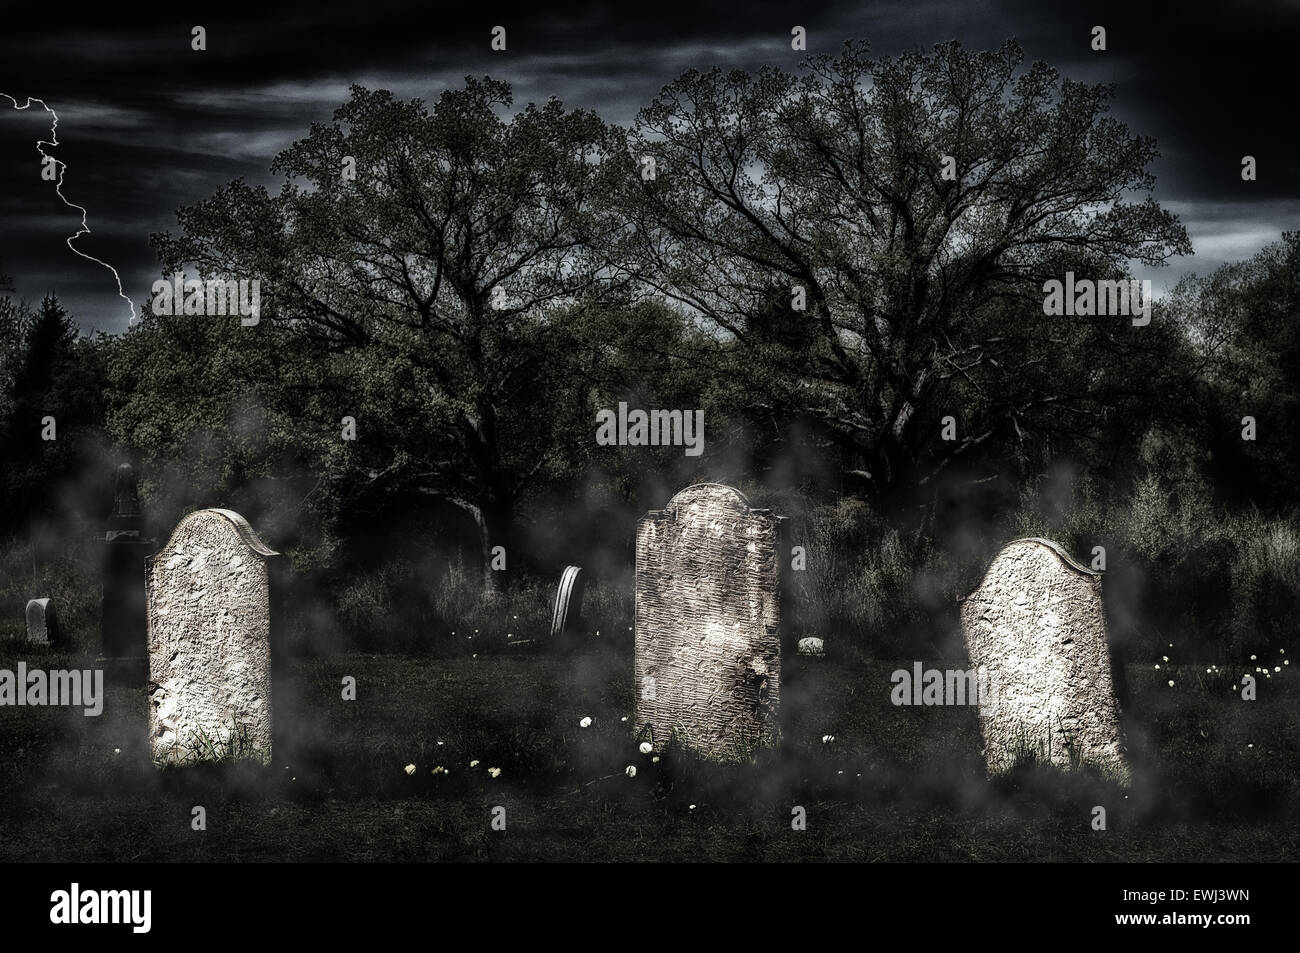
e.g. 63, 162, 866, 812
471, 496, 513, 596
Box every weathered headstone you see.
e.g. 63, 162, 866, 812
549, 565, 585, 640
25, 598, 60, 645
99, 462, 155, 658
797, 636, 824, 657
635, 483, 785, 760
960, 537, 1128, 782
146, 508, 277, 766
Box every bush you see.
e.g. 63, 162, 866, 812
1229, 517, 1300, 659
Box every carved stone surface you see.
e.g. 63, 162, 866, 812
25, 598, 59, 645
960, 537, 1128, 781
146, 508, 277, 766
635, 484, 784, 760
549, 565, 585, 639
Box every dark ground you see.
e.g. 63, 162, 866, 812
0, 639, 1295, 862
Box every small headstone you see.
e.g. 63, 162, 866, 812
25, 598, 60, 645
146, 508, 277, 766
549, 565, 585, 640
960, 537, 1128, 782
797, 636, 824, 657
635, 483, 785, 760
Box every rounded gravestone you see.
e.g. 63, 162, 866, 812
549, 566, 585, 640
146, 508, 277, 766
797, 636, 824, 657
960, 537, 1128, 782
25, 598, 60, 645
634, 483, 785, 760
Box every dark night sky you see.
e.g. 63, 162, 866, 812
1, 0, 1296, 332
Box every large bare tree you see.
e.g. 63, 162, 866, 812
621, 40, 1192, 511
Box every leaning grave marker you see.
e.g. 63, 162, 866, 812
635, 483, 785, 760
549, 565, 585, 640
960, 537, 1129, 782
146, 508, 277, 766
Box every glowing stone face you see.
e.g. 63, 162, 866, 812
635, 484, 785, 761
146, 508, 277, 766
961, 538, 1129, 783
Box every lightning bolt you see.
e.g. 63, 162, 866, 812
2, 94, 137, 324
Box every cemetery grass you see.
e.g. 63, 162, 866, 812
0, 638, 1296, 862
